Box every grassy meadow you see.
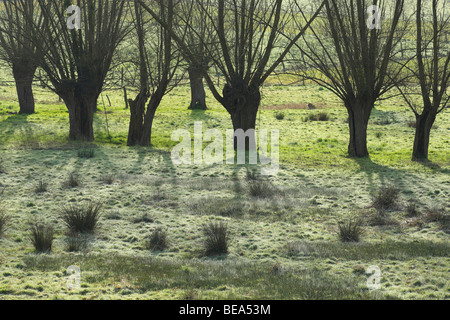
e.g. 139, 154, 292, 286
0, 68, 449, 300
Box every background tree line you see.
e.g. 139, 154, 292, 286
0, 0, 448, 161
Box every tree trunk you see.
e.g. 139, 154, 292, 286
12, 64, 37, 115
127, 91, 148, 146
229, 100, 260, 133
412, 110, 435, 161
222, 84, 261, 150
188, 66, 207, 110
346, 101, 373, 158
61, 89, 98, 141
139, 95, 162, 146
123, 87, 129, 109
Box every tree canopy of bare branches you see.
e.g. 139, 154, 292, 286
139, 0, 325, 144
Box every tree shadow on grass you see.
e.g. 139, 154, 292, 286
0, 112, 71, 148
350, 156, 448, 203
370, 108, 399, 125
134, 146, 178, 184
352, 156, 410, 189
414, 158, 450, 174
189, 109, 213, 123
0, 113, 31, 145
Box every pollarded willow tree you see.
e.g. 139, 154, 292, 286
292, 0, 407, 157
21, 0, 130, 140
139, 0, 325, 140
0, 0, 44, 114
127, 0, 184, 146
397, 0, 450, 161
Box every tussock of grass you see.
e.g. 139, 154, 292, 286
275, 111, 285, 120
64, 172, 81, 188
146, 228, 168, 251
370, 185, 400, 212
247, 180, 275, 198
405, 200, 420, 217
35, 179, 48, 194
304, 112, 330, 122
61, 202, 102, 234
203, 221, 229, 256
29, 222, 54, 253
338, 218, 364, 242
270, 261, 283, 274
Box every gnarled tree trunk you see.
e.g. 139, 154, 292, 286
61, 88, 98, 141
12, 63, 37, 115
223, 84, 261, 132
412, 109, 436, 161
139, 94, 163, 146
188, 66, 207, 110
222, 84, 261, 150
127, 92, 163, 147
346, 101, 373, 158
127, 91, 148, 146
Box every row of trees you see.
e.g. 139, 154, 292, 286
293, 0, 449, 160
0, 0, 448, 161
0, 0, 130, 140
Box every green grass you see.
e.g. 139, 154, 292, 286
20, 253, 385, 300
0, 71, 449, 299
